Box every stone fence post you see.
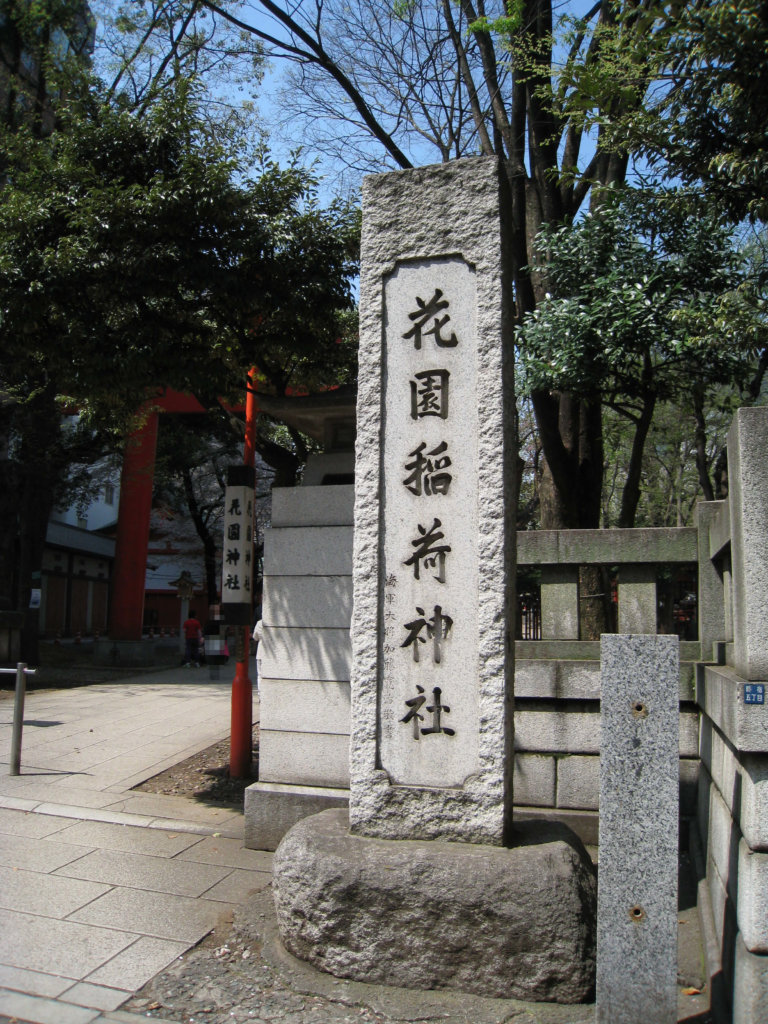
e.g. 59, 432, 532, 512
727, 406, 768, 681
597, 633, 680, 1024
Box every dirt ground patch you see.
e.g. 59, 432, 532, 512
134, 730, 260, 808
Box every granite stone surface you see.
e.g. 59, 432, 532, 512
617, 565, 657, 634
540, 566, 579, 639
596, 634, 679, 1024
734, 930, 768, 1024
697, 664, 768, 753
696, 500, 728, 662
699, 715, 768, 852
727, 406, 768, 680
350, 157, 515, 843
273, 809, 596, 1003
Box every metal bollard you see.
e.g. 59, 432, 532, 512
10, 662, 30, 776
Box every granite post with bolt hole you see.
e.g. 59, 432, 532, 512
597, 633, 680, 1024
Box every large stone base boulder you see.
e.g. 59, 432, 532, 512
273, 809, 597, 1003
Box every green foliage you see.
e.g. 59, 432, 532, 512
592, 0, 768, 222
92, 0, 265, 151
468, 0, 525, 37
659, 0, 768, 221
0, 0, 94, 132
0, 86, 358, 433
517, 189, 765, 405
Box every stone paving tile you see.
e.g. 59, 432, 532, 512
32, 803, 158, 828
107, 792, 238, 824
55, 847, 231, 898
200, 868, 272, 904
59, 981, 130, 1012
84, 937, 188, 992
0, 770, 67, 792
0, 909, 136, 977
0, 805, 75, 838
0, 864, 112, 919
0, 794, 40, 814
0, 989, 101, 1024
94, 1011, 178, 1024
51, 819, 206, 858
0, 964, 73, 999
176, 835, 274, 871
142, 816, 243, 840
67, 887, 234, 944
0, 831, 90, 872
22, 783, 135, 807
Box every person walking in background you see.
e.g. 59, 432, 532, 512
183, 610, 202, 667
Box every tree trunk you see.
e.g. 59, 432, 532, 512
180, 465, 220, 610
15, 385, 63, 663
617, 393, 657, 528
0, 405, 20, 612
691, 391, 715, 503
533, 391, 604, 530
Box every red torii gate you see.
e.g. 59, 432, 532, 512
108, 381, 256, 777
107, 389, 236, 642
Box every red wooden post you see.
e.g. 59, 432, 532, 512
230, 369, 258, 778
109, 411, 159, 641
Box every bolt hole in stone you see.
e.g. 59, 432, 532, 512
628, 905, 645, 922
631, 701, 648, 718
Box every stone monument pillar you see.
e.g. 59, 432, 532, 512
350, 156, 516, 844
272, 158, 597, 1004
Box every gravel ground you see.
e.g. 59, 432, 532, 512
121, 891, 596, 1024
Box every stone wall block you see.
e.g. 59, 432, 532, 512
263, 526, 353, 577
259, 731, 350, 788
617, 565, 657, 635
696, 500, 727, 663
697, 665, 768, 753
727, 406, 768, 680
734, 931, 768, 1024
514, 708, 600, 755
514, 705, 698, 757
738, 840, 768, 953
513, 753, 556, 807
557, 754, 600, 811
259, 679, 350, 735
244, 782, 349, 852
700, 714, 768, 852
540, 566, 579, 640
263, 576, 353, 630
271, 485, 354, 528
517, 528, 698, 566
261, 626, 351, 683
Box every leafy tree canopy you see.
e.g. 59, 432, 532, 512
92, 0, 266, 152
517, 187, 767, 525
518, 189, 765, 401
597, 0, 768, 222
0, 32, 357, 643
0, 83, 359, 432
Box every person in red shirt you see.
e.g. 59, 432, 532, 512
182, 611, 202, 667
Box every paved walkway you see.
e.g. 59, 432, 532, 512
0, 669, 270, 1024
